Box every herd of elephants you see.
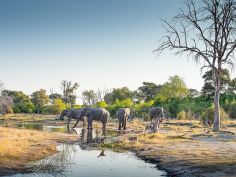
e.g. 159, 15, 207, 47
59, 107, 165, 133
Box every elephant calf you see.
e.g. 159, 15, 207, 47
117, 108, 130, 130
59, 108, 86, 132
148, 107, 164, 133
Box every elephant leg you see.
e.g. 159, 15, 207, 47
67, 117, 72, 132
102, 122, 106, 135
82, 118, 86, 127
157, 118, 160, 128
73, 119, 79, 128
87, 117, 93, 129
123, 118, 127, 130
118, 122, 122, 130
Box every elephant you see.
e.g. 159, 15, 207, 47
59, 108, 87, 131
148, 107, 164, 132
84, 107, 109, 131
117, 108, 130, 130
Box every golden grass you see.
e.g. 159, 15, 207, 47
0, 113, 56, 122
0, 127, 78, 170
101, 119, 236, 176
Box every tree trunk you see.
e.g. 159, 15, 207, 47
213, 88, 220, 131
213, 70, 220, 131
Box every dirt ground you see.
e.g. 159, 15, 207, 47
102, 119, 236, 177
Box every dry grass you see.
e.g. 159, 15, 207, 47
0, 127, 78, 171
102, 118, 236, 176
0, 113, 56, 121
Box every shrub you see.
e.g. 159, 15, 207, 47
142, 112, 150, 121
201, 104, 228, 125
177, 110, 187, 119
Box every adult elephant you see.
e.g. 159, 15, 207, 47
59, 108, 87, 131
84, 107, 109, 131
117, 108, 130, 130
148, 107, 164, 132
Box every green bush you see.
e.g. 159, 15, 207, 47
108, 98, 133, 117
201, 104, 228, 125
142, 112, 150, 121
177, 110, 187, 119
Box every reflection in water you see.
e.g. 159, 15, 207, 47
97, 150, 106, 158
2, 123, 167, 177
12, 144, 166, 177
74, 128, 119, 145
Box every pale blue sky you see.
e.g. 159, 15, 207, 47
0, 0, 213, 96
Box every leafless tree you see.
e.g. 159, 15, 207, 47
155, 0, 236, 131
82, 90, 98, 106
0, 83, 13, 114
96, 88, 110, 102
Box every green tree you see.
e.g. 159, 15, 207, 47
96, 101, 108, 108
49, 93, 62, 101
52, 98, 67, 114
31, 89, 49, 113
228, 78, 236, 94
60, 80, 79, 105
104, 87, 132, 104
201, 69, 231, 98
138, 82, 162, 102
158, 75, 189, 101
131, 90, 143, 103
2, 90, 34, 113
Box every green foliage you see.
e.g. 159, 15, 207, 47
104, 87, 132, 105
177, 111, 187, 119
133, 100, 154, 117
142, 112, 150, 121
31, 89, 49, 113
52, 99, 67, 114
96, 101, 108, 108
158, 75, 189, 101
2, 90, 34, 113
108, 98, 133, 117
42, 99, 67, 115
138, 82, 162, 102
201, 69, 231, 98
72, 105, 83, 109
201, 104, 228, 125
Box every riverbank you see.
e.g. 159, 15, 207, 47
1, 114, 236, 176
100, 119, 236, 177
0, 127, 78, 176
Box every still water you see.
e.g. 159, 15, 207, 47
2, 122, 167, 177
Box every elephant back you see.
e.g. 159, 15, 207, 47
149, 107, 164, 118
88, 108, 109, 122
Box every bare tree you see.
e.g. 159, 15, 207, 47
0, 83, 13, 114
155, 0, 236, 131
96, 88, 110, 102
82, 90, 98, 106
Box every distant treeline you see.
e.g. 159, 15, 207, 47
1, 69, 236, 121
